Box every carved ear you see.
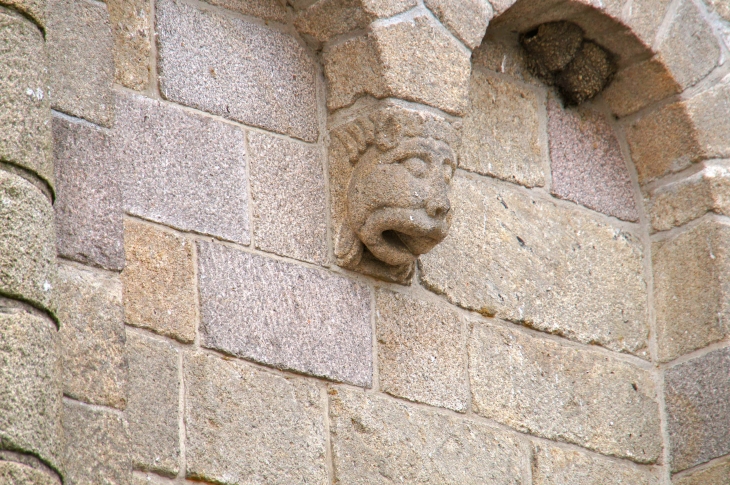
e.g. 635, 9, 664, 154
334, 222, 363, 268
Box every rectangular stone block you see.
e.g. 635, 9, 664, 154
674, 459, 730, 485
376, 289, 468, 412
469, 320, 662, 463
419, 175, 649, 357
653, 219, 730, 362
248, 131, 327, 265
197, 242, 373, 386
108, 0, 151, 91
184, 352, 327, 484
686, 74, 730, 161
329, 385, 529, 484
647, 162, 730, 232
62, 399, 131, 485
125, 331, 180, 477
156, 0, 318, 142
53, 115, 124, 271
115, 92, 250, 245
665, 346, 730, 472
122, 219, 197, 343
201, 0, 288, 22
548, 100, 638, 221
57, 263, 127, 410
532, 443, 660, 485
323, 35, 387, 111
47, 0, 114, 127
423, 0, 492, 49
0, 310, 62, 473
0, 171, 56, 313
0, 9, 53, 187
460, 69, 546, 188
602, 58, 681, 118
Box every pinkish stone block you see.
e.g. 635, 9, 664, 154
548, 100, 638, 221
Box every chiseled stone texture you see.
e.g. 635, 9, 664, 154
248, 131, 327, 265
53, 115, 124, 271
156, 0, 318, 142
471, 31, 542, 87
1, 0, 46, 28
329, 385, 529, 484
62, 399, 131, 485
0, 171, 55, 312
424, 0, 492, 49
647, 162, 730, 232
548, 101, 638, 221
57, 264, 127, 409
116, 92, 250, 244
295, 0, 416, 42
653, 220, 730, 362
460, 69, 545, 188
0, 311, 62, 473
201, 0, 288, 22
674, 459, 730, 485
122, 219, 197, 343
666, 347, 730, 472
184, 352, 327, 485
469, 320, 662, 463
656, 0, 720, 90
420, 175, 649, 356
0, 9, 52, 187
325, 14, 471, 115
108, 0, 152, 91
47, 0, 115, 127
0, 461, 59, 485
687, 74, 730, 161
376, 289, 468, 412
198, 242, 373, 386
532, 443, 660, 485
602, 58, 681, 118
126, 331, 180, 477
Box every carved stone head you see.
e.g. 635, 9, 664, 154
329, 104, 460, 283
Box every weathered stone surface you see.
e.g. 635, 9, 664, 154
156, 0, 318, 142
471, 31, 543, 86
53, 115, 124, 271
108, 0, 152, 91
62, 399, 131, 485
0, 171, 55, 312
653, 220, 730, 362
329, 385, 529, 484
424, 0, 492, 49
0, 310, 62, 473
47, 0, 114, 127
656, 0, 720, 90
602, 58, 681, 118
0, 9, 52, 187
184, 352, 327, 484
532, 445, 659, 485
198, 242, 373, 386
122, 219, 196, 343
623, 0, 673, 47
666, 346, 730, 472
686, 74, 730, 161
295, 0, 415, 42
548, 100, 638, 221
647, 162, 730, 232
57, 264, 127, 409
248, 131, 327, 265
201, 0, 288, 21
532, 443, 660, 485
460, 69, 545, 187
674, 458, 730, 485
115, 92, 250, 244
469, 320, 662, 463
323, 35, 387, 111
126, 331, 180, 477
1, 0, 46, 28
376, 289, 467, 412
625, 101, 699, 184
420, 175, 649, 356
707, 0, 730, 21
0, 461, 59, 485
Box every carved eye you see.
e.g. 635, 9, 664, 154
403, 157, 428, 178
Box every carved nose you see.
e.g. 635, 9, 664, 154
426, 195, 450, 218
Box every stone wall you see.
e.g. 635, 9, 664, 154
1, 0, 730, 484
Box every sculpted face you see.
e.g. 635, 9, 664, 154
346, 136, 456, 268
